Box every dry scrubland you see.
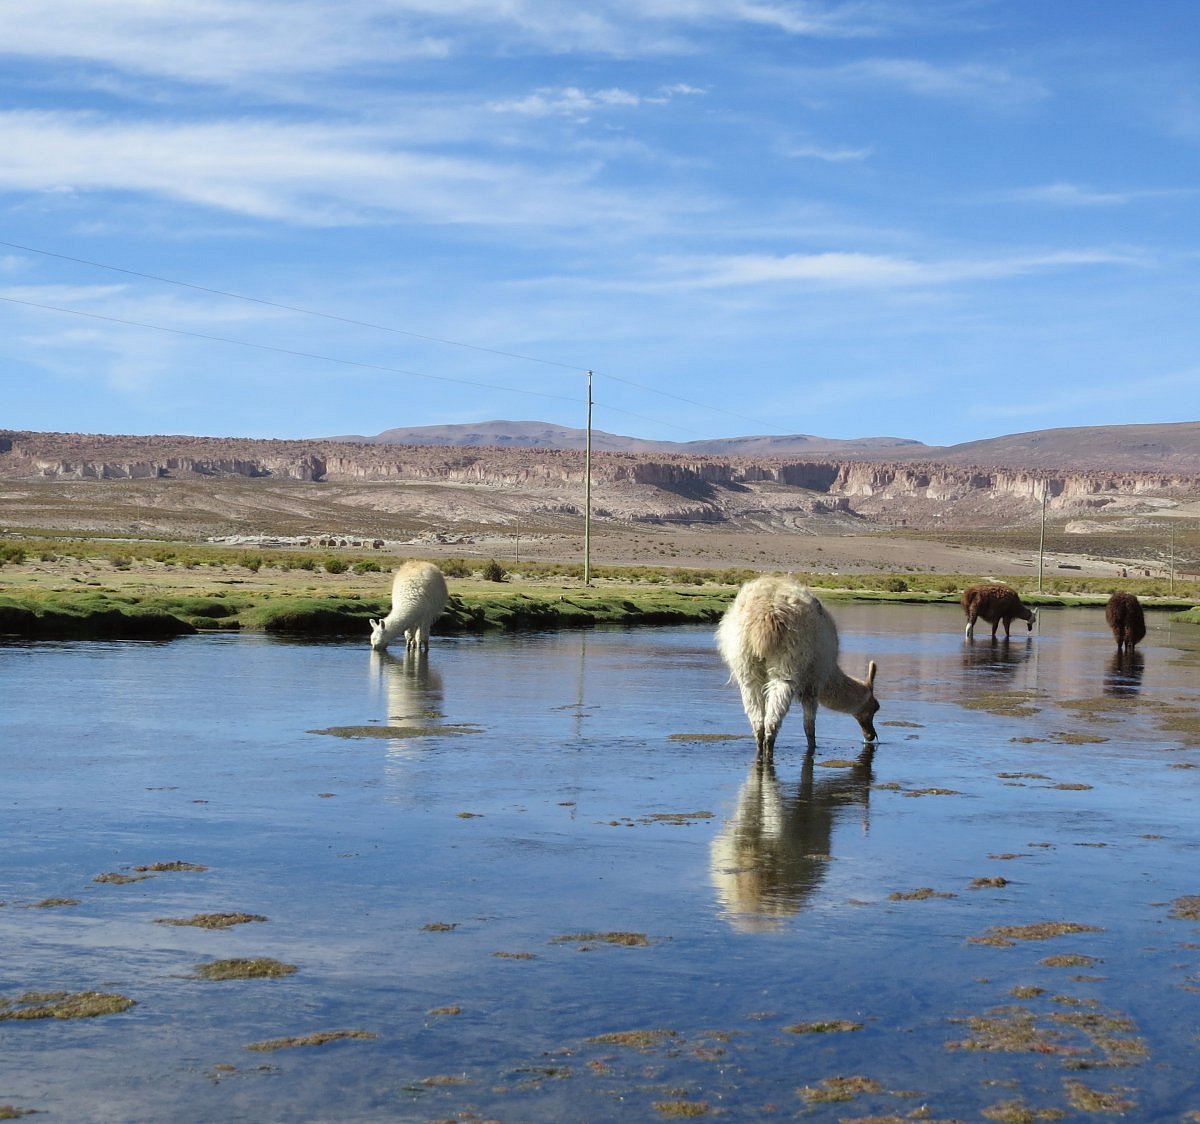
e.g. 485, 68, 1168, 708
2, 467, 1199, 634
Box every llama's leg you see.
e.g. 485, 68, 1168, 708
991, 618, 1001, 639
799, 689, 818, 754
762, 677, 795, 759
964, 613, 976, 640
736, 676, 768, 756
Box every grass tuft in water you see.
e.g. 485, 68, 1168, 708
0, 991, 136, 1020
196, 958, 297, 980
245, 1029, 377, 1051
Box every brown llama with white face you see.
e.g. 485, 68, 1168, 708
961, 584, 1037, 640
1105, 592, 1146, 654
716, 575, 879, 760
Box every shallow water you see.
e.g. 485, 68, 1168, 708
2, 604, 1199, 1122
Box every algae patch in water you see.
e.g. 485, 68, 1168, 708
653, 1100, 710, 1117
960, 691, 1044, 718
196, 958, 297, 980
782, 1019, 862, 1035
309, 723, 480, 739
1168, 895, 1200, 920
0, 990, 136, 1020
29, 897, 79, 908
93, 872, 153, 885
245, 1029, 377, 1051
982, 1098, 1067, 1121
641, 810, 714, 826
971, 877, 1011, 890
134, 860, 208, 872
889, 887, 956, 901
552, 931, 651, 948
156, 912, 266, 929
797, 1075, 883, 1104
585, 1029, 679, 1050
969, 922, 1103, 948
668, 733, 743, 743
1063, 1079, 1135, 1113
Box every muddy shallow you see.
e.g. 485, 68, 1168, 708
2, 604, 1199, 1122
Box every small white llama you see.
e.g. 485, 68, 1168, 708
716, 574, 879, 759
369, 561, 449, 653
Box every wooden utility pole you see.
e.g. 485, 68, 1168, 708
1037, 480, 1048, 593
583, 369, 593, 587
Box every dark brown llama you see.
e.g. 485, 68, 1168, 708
1105, 592, 1146, 653
961, 584, 1037, 640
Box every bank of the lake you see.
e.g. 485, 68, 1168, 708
1, 572, 1197, 640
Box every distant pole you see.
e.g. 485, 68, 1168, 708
1170, 521, 1175, 595
583, 369, 593, 587
514, 514, 520, 565
1037, 480, 1047, 593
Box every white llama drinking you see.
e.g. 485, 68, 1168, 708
369, 561, 449, 652
716, 574, 879, 759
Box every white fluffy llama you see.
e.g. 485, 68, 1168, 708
369, 561, 449, 652
716, 574, 879, 759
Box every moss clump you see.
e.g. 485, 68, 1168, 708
653, 1101, 710, 1117
783, 1019, 863, 1035
1169, 895, 1200, 920
0, 990, 136, 1020
969, 921, 1102, 947
798, 1075, 883, 1103
586, 1029, 678, 1050
134, 860, 208, 872
196, 958, 297, 980
245, 1029, 377, 1052
155, 912, 266, 929
552, 932, 650, 947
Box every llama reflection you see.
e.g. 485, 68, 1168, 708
710, 750, 874, 932
369, 649, 445, 746
1104, 649, 1144, 697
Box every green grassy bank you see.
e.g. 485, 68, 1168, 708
1, 580, 1197, 641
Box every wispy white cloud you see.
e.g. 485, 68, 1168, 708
788, 142, 873, 162
1002, 181, 1193, 207
488, 83, 702, 120
0, 110, 672, 228
651, 248, 1140, 290
825, 57, 1047, 109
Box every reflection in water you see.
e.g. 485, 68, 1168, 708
960, 638, 1036, 681
710, 749, 874, 932
370, 650, 445, 747
1104, 649, 1144, 697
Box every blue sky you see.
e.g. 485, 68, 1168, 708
1, 1, 1198, 447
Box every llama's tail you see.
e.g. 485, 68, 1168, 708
741, 593, 796, 663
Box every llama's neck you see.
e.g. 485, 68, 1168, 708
378, 609, 411, 642
819, 666, 871, 715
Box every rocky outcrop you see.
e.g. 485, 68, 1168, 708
2, 429, 1198, 531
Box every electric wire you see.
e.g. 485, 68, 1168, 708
0, 238, 773, 432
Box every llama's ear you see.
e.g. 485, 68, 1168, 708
369, 618, 378, 629
866, 660, 877, 689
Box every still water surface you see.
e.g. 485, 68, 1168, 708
2, 604, 1199, 1121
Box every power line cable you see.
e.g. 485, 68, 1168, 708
0, 294, 579, 404
1, 238, 773, 430
0, 291, 703, 436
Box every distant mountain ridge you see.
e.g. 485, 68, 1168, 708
334, 419, 932, 457
333, 419, 1200, 472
